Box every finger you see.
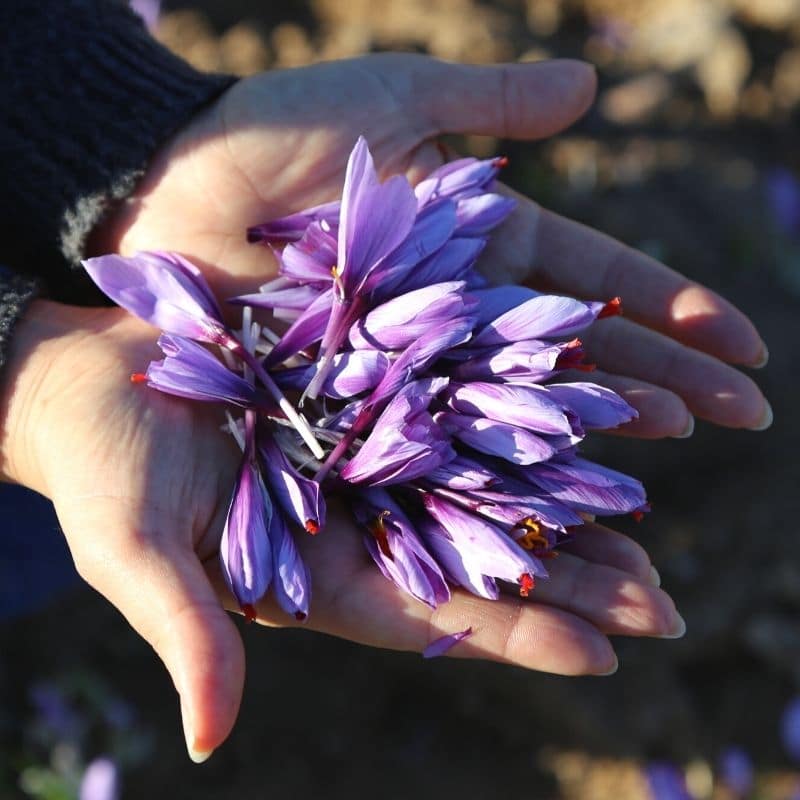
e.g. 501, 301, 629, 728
415, 58, 597, 141
558, 522, 655, 582
490, 198, 767, 366
58, 500, 245, 763
530, 553, 683, 638
556, 369, 694, 439
583, 316, 771, 429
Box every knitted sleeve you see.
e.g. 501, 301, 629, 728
0, 0, 236, 302
0, 0, 236, 368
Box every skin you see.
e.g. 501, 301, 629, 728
0, 56, 769, 761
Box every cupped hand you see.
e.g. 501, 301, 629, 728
101, 53, 770, 439
0, 300, 682, 760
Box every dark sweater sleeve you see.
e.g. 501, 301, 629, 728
0, 0, 236, 310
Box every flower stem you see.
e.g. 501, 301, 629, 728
226, 338, 325, 460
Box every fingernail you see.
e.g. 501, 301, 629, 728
180, 696, 214, 764
749, 401, 773, 431
752, 344, 769, 369
647, 566, 661, 587
659, 612, 686, 640
671, 416, 695, 439
597, 655, 619, 676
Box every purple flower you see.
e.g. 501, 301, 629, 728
353, 488, 450, 608
422, 627, 473, 658
436, 412, 557, 465
419, 493, 546, 599
144, 334, 264, 409
258, 430, 326, 534
544, 382, 638, 430
782, 697, 800, 762
231, 283, 322, 322
349, 281, 475, 351
718, 747, 753, 797
340, 378, 455, 486
269, 507, 312, 620
443, 382, 579, 437
220, 455, 273, 616
644, 762, 691, 800
414, 156, 507, 206
453, 193, 516, 236
83, 252, 230, 345
448, 339, 582, 382
247, 200, 341, 244
279, 221, 339, 284
426, 455, 500, 491
264, 288, 334, 367
766, 168, 800, 237
516, 455, 648, 516
388, 237, 486, 296
274, 350, 390, 399
80, 757, 120, 800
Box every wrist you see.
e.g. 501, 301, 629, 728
0, 301, 102, 493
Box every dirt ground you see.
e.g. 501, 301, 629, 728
2, 1, 799, 798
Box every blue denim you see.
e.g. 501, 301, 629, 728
0, 484, 78, 620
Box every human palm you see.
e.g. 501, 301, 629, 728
70, 54, 769, 756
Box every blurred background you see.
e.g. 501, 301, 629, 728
1, 0, 799, 798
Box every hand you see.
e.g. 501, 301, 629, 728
0, 300, 683, 759
101, 54, 771, 438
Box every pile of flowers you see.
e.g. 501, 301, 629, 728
84, 137, 648, 638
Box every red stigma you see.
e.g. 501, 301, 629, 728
295, 611, 307, 622
369, 511, 394, 560
598, 296, 623, 319
305, 519, 320, 535
519, 573, 535, 597
130, 372, 148, 384
494, 156, 509, 169
631, 511, 646, 523
242, 604, 257, 623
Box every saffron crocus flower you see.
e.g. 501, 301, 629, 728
447, 339, 582, 382
517, 455, 648, 516
426, 455, 500, 491
145, 334, 265, 409
269, 507, 311, 620
348, 281, 475, 351
419, 494, 546, 600
718, 747, 754, 798
544, 382, 638, 430
258, 429, 326, 534
274, 350, 390, 399
644, 763, 691, 800
247, 200, 341, 244
79, 757, 120, 800
353, 488, 450, 608
414, 156, 507, 206
453, 193, 516, 236
83, 251, 230, 345
340, 378, 455, 486
220, 455, 273, 615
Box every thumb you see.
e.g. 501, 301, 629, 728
406, 57, 597, 140
58, 499, 245, 763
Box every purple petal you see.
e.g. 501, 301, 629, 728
80, 757, 120, 800
279, 220, 339, 283
220, 458, 273, 609
354, 488, 450, 608
415, 156, 505, 206
517, 456, 647, 515
365, 199, 458, 298
454, 194, 516, 236
230, 284, 322, 315
766, 168, 800, 236
264, 288, 333, 366
469, 285, 540, 328
274, 350, 390, 399
644, 763, 691, 800
448, 339, 572, 382
258, 431, 326, 534
338, 137, 417, 295
718, 747, 753, 797
420, 494, 546, 598
444, 382, 575, 436
270, 509, 311, 620
422, 627, 473, 659
390, 237, 485, 296
83, 251, 228, 344
145, 334, 260, 408
471, 294, 600, 347
349, 281, 471, 351
436, 412, 557, 465
247, 200, 340, 244
544, 382, 638, 430
426, 455, 500, 491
